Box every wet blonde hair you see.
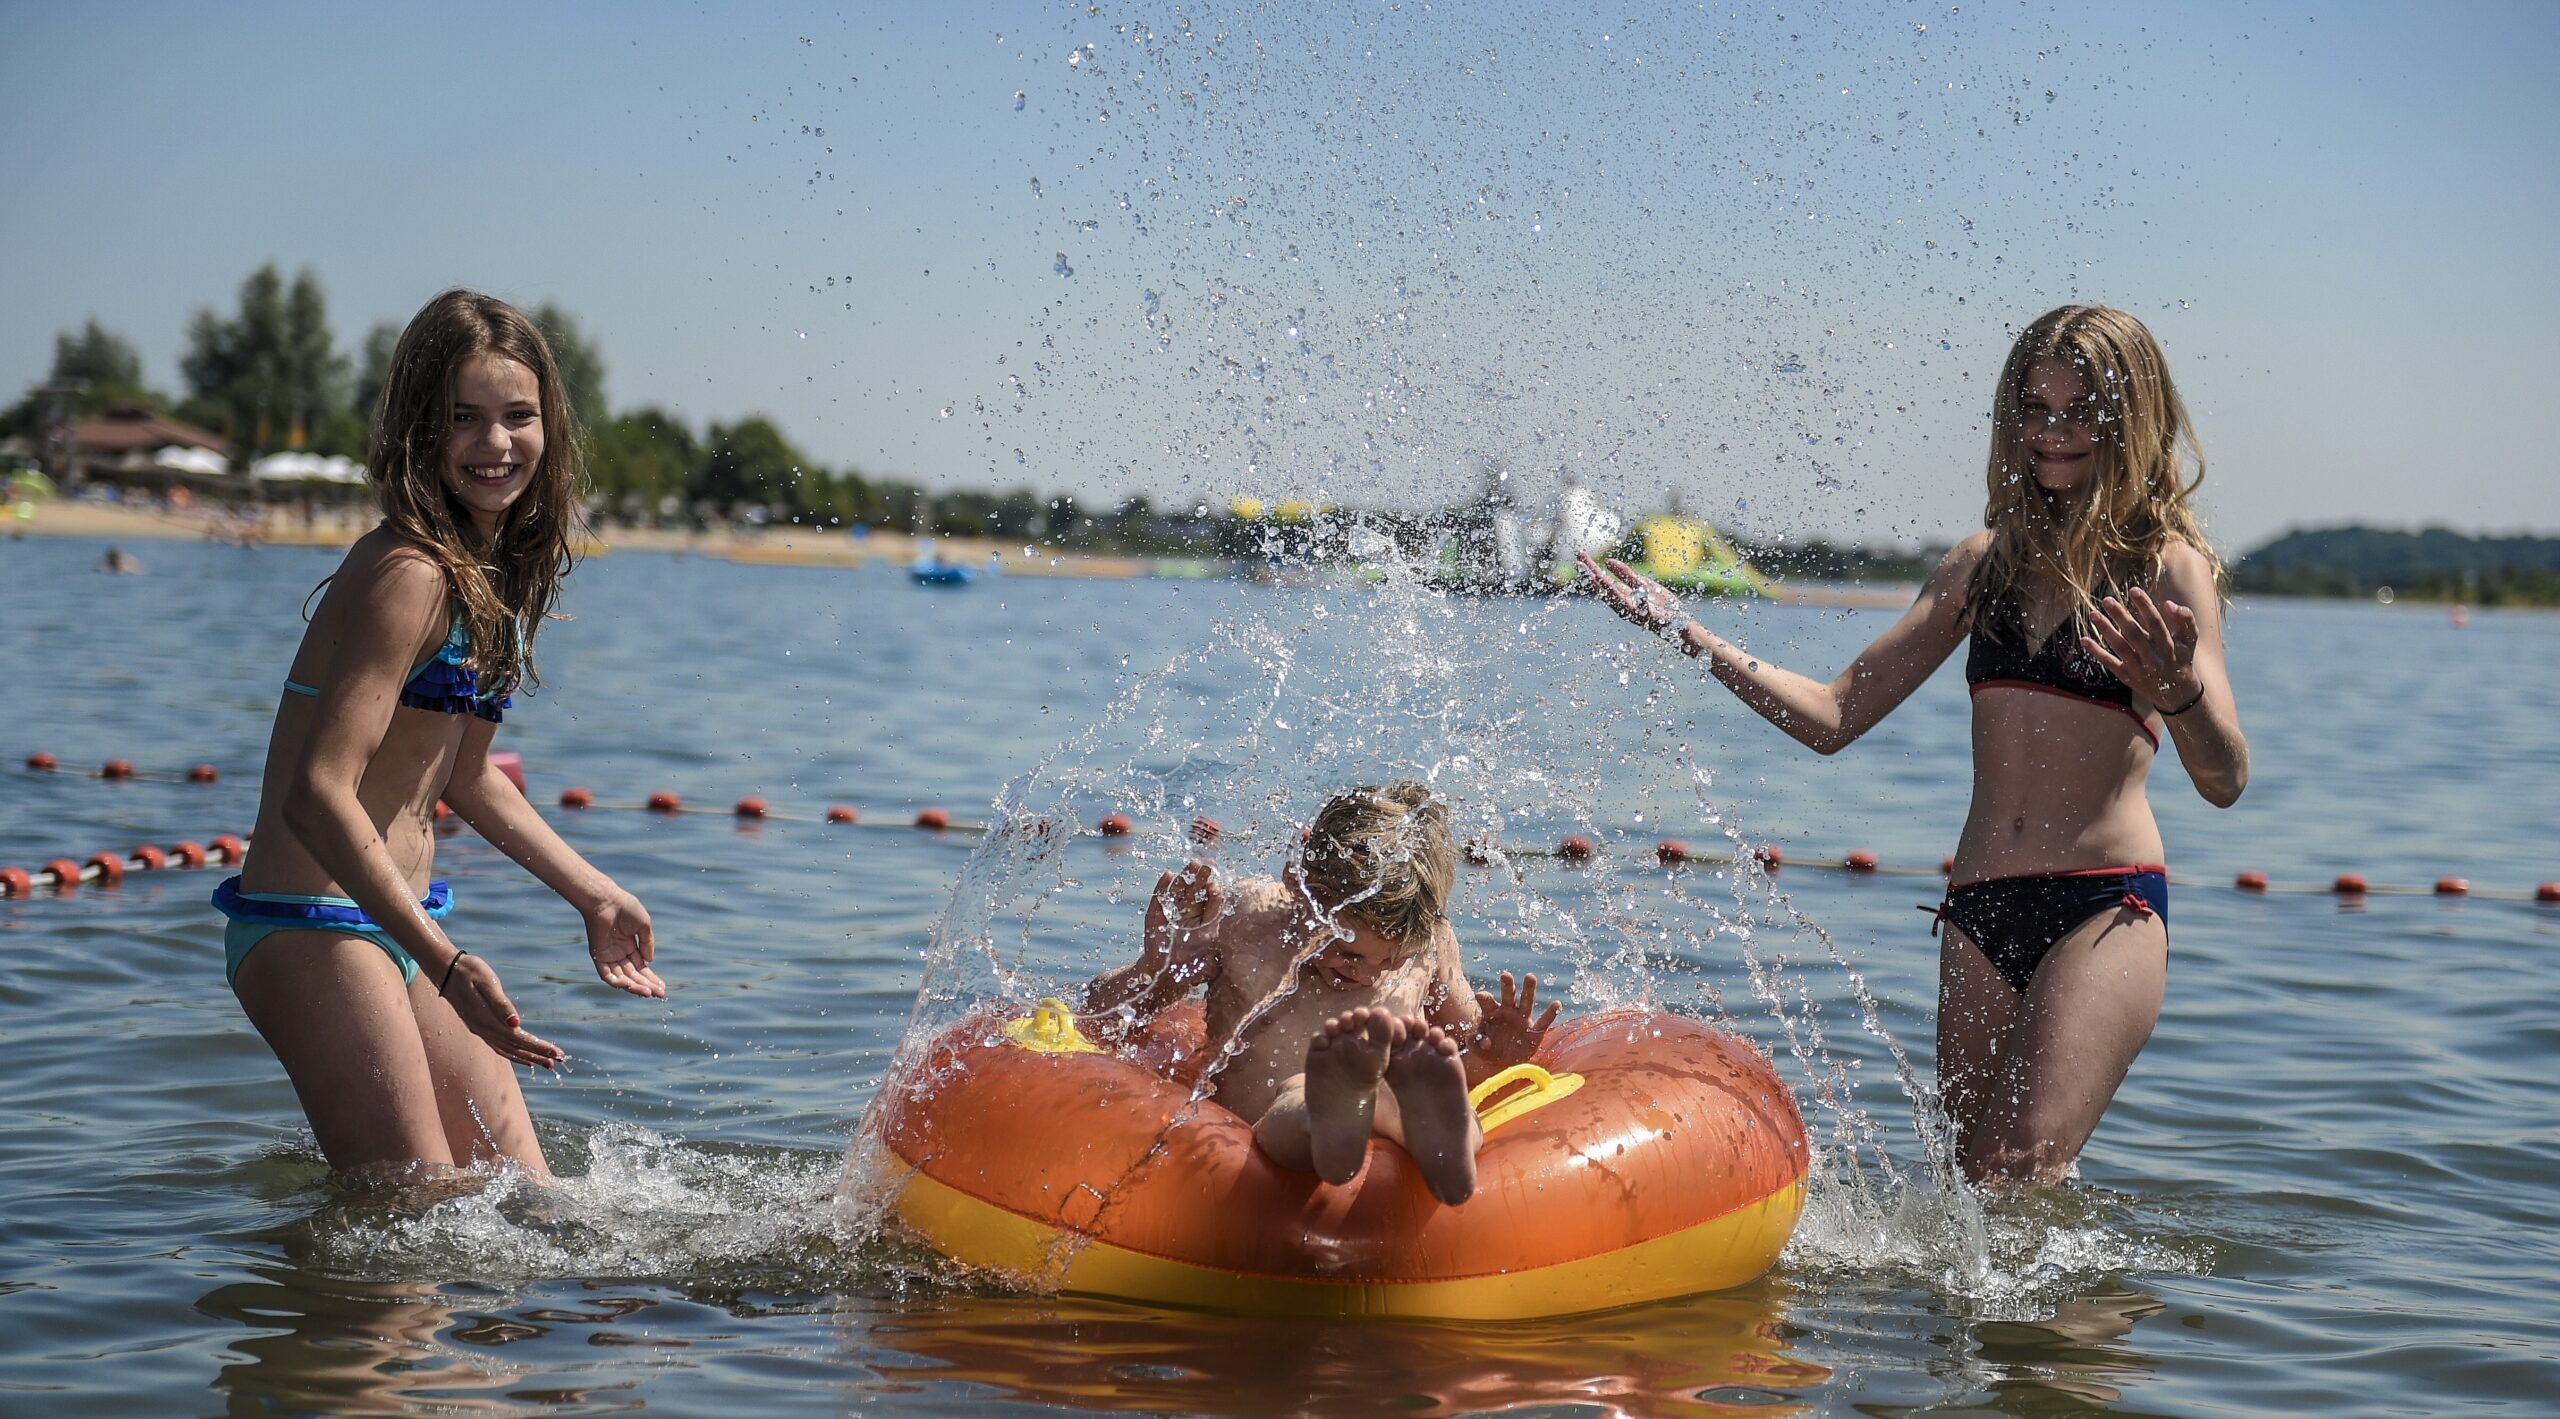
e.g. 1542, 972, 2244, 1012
1298, 781, 1457, 946
367, 289, 584, 698
1970, 305, 2222, 625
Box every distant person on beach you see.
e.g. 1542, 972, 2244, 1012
1582, 304, 2248, 1190
215, 289, 664, 1186
1081, 783, 1556, 1204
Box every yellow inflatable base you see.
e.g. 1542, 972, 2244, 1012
887, 1160, 1805, 1321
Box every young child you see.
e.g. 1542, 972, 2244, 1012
216, 289, 664, 1186
1082, 782, 1557, 1205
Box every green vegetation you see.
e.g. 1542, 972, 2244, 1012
2232, 526, 2560, 607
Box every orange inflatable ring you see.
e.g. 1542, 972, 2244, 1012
872, 999, 1808, 1320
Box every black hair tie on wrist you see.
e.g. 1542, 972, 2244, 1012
2158, 685, 2207, 717
438, 949, 470, 998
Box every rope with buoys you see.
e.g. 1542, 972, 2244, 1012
0, 836, 245, 898
15, 748, 2556, 907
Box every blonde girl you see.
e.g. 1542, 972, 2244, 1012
216, 289, 663, 1184
1584, 305, 2247, 1189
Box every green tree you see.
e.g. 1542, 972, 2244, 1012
180, 264, 349, 455
531, 303, 607, 429
694, 416, 813, 513
3, 319, 165, 439
349, 320, 400, 427
588, 407, 701, 519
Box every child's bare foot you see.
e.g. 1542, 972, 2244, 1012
1305, 1008, 1400, 1184
1385, 1020, 1480, 1205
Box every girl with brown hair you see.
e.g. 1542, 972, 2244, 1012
1583, 305, 2248, 1189
215, 289, 664, 1184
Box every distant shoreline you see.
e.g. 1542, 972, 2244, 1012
17, 500, 2543, 611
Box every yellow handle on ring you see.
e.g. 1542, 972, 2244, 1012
1003, 997, 1100, 1054
1468, 1063, 1585, 1133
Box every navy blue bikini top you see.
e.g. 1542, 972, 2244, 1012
1964, 584, 2154, 748
282, 612, 513, 723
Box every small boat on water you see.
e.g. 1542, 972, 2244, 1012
910, 540, 991, 586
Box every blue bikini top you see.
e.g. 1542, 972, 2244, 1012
282, 611, 513, 724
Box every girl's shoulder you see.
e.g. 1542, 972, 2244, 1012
316, 528, 453, 635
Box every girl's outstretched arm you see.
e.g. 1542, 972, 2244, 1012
442, 720, 667, 998
2083, 541, 2249, 806
1579, 538, 1982, 754
281, 543, 561, 1068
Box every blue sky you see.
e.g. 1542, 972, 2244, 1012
5, 1, 2555, 550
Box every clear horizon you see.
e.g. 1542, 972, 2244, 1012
5, 2, 2555, 551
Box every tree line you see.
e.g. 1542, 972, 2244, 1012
5, 263, 1206, 548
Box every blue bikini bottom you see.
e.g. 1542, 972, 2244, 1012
212, 876, 453, 989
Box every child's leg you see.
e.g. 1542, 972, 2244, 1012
1256, 1008, 1399, 1184
233, 930, 459, 1181
413, 977, 552, 1178
1379, 1022, 1480, 1205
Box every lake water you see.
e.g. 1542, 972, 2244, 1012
3, 532, 2555, 1417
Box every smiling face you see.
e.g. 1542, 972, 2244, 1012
2016, 355, 2107, 499
439, 353, 545, 538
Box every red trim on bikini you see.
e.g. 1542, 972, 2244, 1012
1947, 863, 2170, 892
1967, 678, 2159, 749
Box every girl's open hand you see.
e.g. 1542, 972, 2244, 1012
2083, 586, 2203, 711
1143, 862, 1224, 983
583, 885, 666, 999
1470, 971, 1561, 1066
443, 952, 565, 1070
1578, 554, 1689, 640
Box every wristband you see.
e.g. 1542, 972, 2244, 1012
437, 949, 470, 998
2157, 685, 2206, 717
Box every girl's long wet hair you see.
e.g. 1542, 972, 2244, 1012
367, 289, 584, 698
1969, 304, 2221, 626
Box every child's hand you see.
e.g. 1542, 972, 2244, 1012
441, 952, 565, 1070
1470, 971, 1560, 1065
2082, 586, 2203, 712
1142, 861, 1224, 982
582, 885, 667, 999
1578, 554, 1692, 641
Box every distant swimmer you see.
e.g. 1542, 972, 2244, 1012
1080, 783, 1555, 1205
216, 289, 665, 1188
1585, 304, 2248, 1192
98, 545, 144, 574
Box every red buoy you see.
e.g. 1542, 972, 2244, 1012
1558, 834, 1596, 862
2333, 873, 2369, 895
85, 852, 126, 887
2538, 882, 2560, 904
1753, 844, 1784, 872
187, 764, 219, 784
647, 791, 682, 813
432, 800, 450, 821
210, 835, 247, 863
1941, 855, 1955, 876
559, 786, 593, 809
171, 841, 207, 869
2434, 877, 2470, 897
916, 807, 951, 830
42, 858, 82, 893
735, 796, 769, 818
1098, 812, 1135, 836
24, 751, 57, 772
2235, 870, 2268, 891
1655, 838, 1690, 865
0, 867, 31, 898
133, 845, 168, 871
101, 759, 136, 780
826, 805, 859, 824
1845, 850, 1879, 873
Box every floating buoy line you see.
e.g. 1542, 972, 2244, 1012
11, 750, 2557, 906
